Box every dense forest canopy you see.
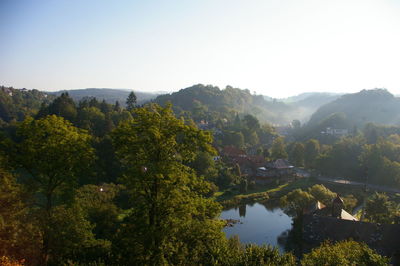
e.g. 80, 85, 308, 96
48, 88, 160, 105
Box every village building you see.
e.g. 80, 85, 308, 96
254, 159, 295, 184
302, 195, 400, 258
321, 127, 349, 137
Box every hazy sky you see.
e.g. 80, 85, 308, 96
1, 0, 400, 97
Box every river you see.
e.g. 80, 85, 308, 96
220, 203, 293, 252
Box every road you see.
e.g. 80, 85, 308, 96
316, 176, 400, 194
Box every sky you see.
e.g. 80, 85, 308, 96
1, 0, 400, 98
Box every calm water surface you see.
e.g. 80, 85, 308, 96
220, 203, 292, 252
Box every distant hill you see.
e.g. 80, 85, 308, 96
280, 92, 343, 124
293, 89, 400, 140
48, 88, 160, 105
307, 89, 400, 127
154, 84, 298, 125
282, 92, 341, 104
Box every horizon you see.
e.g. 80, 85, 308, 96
11, 84, 396, 100
1, 0, 400, 98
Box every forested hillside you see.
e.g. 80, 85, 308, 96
155, 84, 299, 125
293, 89, 400, 141
0, 86, 54, 124
49, 88, 160, 105
308, 89, 400, 127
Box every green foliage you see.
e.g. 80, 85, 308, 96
111, 103, 225, 265
38, 92, 78, 122
271, 136, 288, 160
223, 131, 245, 149
236, 243, 295, 266
14, 115, 96, 263
307, 89, 399, 130
360, 138, 400, 186
190, 151, 217, 178
300, 240, 389, 265
220, 192, 269, 209
280, 189, 315, 216
304, 139, 320, 169
75, 184, 125, 241
308, 184, 336, 206
0, 168, 41, 264
290, 142, 305, 167
365, 192, 396, 224
315, 136, 364, 179
216, 166, 241, 188
42, 204, 111, 265
126, 91, 137, 111
3, 89, 400, 264
219, 236, 296, 266
16, 115, 95, 204
155, 84, 296, 125
0, 86, 54, 123
342, 194, 358, 213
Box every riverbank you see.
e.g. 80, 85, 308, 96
216, 178, 316, 209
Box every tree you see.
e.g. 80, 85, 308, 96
300, 240, 388, 265
100, 99, 112, 113
0, 167, 41, 264
114, 101, 121, 112
365, 192, 393, 224
280, 189, 315, 217
111, 103, 226, 265
241, 244, 296, 265
15, 115, 95, 264
290, 142, 305, 167
308, 184, 336, 206
304, 139, 320, 169
38, 93, 77, 122
243, 114, 260, 131
223, 131, 245, 149
126, 91, 137, 111
190, 151, 216, 177
270, 136, 288, 160
75, 184, 124, 241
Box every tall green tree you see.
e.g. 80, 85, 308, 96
304, 139, 320, 169
111, 103, 226, 265
0, 167, 41, 264
290, 142, 305, 167
270, 136, 288, 160
126, 91, 137, 111
15, 115, 95, 264
37, 93, 77, 122
365, 192, 394, 224
280, 189, 315, 217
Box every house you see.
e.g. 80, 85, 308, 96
303, 214, 400, 257
221, 146, 246, 158
293, 168, 311, 178
197, 120, 210, 130
302, 195, 400, 258
304, 195, 358, 222
265, 159, 294, 176
254, 159, 295, 183
322, 127, 348, 137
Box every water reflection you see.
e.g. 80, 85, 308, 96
220, 203, 292, 252
238, 204, 246, 217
